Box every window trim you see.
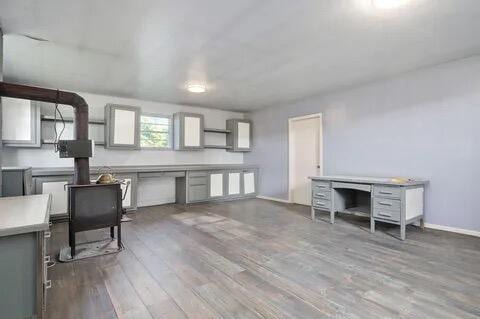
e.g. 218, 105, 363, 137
139, 112, 173, 150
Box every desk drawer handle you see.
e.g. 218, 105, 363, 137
378, 202, 392, 206
316, 185, 328, 189
316, 201, 326, 206
378, 212, 392, 218
379, 191, 393, 195
315, 193, 327, 197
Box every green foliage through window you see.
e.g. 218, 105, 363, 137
140, 115, 171, 148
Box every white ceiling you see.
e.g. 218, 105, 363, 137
1, 0, 480, 111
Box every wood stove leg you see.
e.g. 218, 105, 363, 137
69, 230, 76, 257
117, 224, 122, 249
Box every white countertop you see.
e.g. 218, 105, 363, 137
0, 194, 51, 237
309, 175, 428, 186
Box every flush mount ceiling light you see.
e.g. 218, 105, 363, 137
372, 0, 408, 9
187, 84, 207, 93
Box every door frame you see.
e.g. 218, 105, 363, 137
288, 113, 324, 204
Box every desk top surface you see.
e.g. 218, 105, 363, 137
309, 175, 428, 186
0, 194, 51, 237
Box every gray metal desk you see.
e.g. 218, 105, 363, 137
309, 176, 428, 240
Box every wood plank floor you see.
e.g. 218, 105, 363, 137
46, 199, 480, 319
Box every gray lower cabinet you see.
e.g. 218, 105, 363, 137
0, 230, 50, 319
1, 166, 33, 196
34, 176, 73, 221
186, 171, 208, 203
178, 168, 258, 204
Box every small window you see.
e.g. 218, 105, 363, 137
140, 114, 172, 148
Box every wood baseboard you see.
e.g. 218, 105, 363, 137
424, 223, 480, 238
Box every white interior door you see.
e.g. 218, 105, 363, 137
290, 116, 322, 206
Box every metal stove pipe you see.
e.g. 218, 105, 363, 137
0, 82, 90, 185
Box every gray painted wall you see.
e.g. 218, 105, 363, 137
0, 28, 3, 196
245, 56, 480, 232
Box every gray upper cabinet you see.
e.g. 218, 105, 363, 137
105, 104, 140, 149
1, 97, 41, 147
173, 112, 204, 150
226, 119, 252, 152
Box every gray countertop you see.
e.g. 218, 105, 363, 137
0, 194, 51, 237
309, 175, 428, 186
32, 164, 259, 176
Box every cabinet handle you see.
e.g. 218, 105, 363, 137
316, 193, 326, 197
44, 255, 51, 263
378, 212, 392, 217
44, 231, 51, 238
379, 191, 393, 195
378, 202, 392, 206
45, 280, 52, 290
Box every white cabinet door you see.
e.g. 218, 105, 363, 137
184, 116, 201, 147
121, 178, 132, 208
237, 122, 251, 149
106, 104, 140, 149
209, 173, 224, 198
42, 181, 69, 216
243, 171, 256, 195
113, 109, 136, 145
2, 97, 40, 147
228, 172, 241, 196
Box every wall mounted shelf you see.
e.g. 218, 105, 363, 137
41, 115, 105, 125
204, 145, 233, 150
42, 139, 105, 146
204, 128, 231, 134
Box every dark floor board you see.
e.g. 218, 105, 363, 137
46, 199, 480, 319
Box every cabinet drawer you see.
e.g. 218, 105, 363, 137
373, 198, 401, 212
189, 176, 207, 186
312, 198, 330, 210
188, 185, 208, 202
312, 189, 330, 200
374, 186, 401, 199
189, 171, 207, 178
373, 208, 400, 222
312, 181, 330, 191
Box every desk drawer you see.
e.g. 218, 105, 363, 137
374, 186, 401, 199
312, 189, 330, 200
312, 198, 330, 210
373, 198, 401, 212
312, 181, 330, 191
373, 208, 400, 222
